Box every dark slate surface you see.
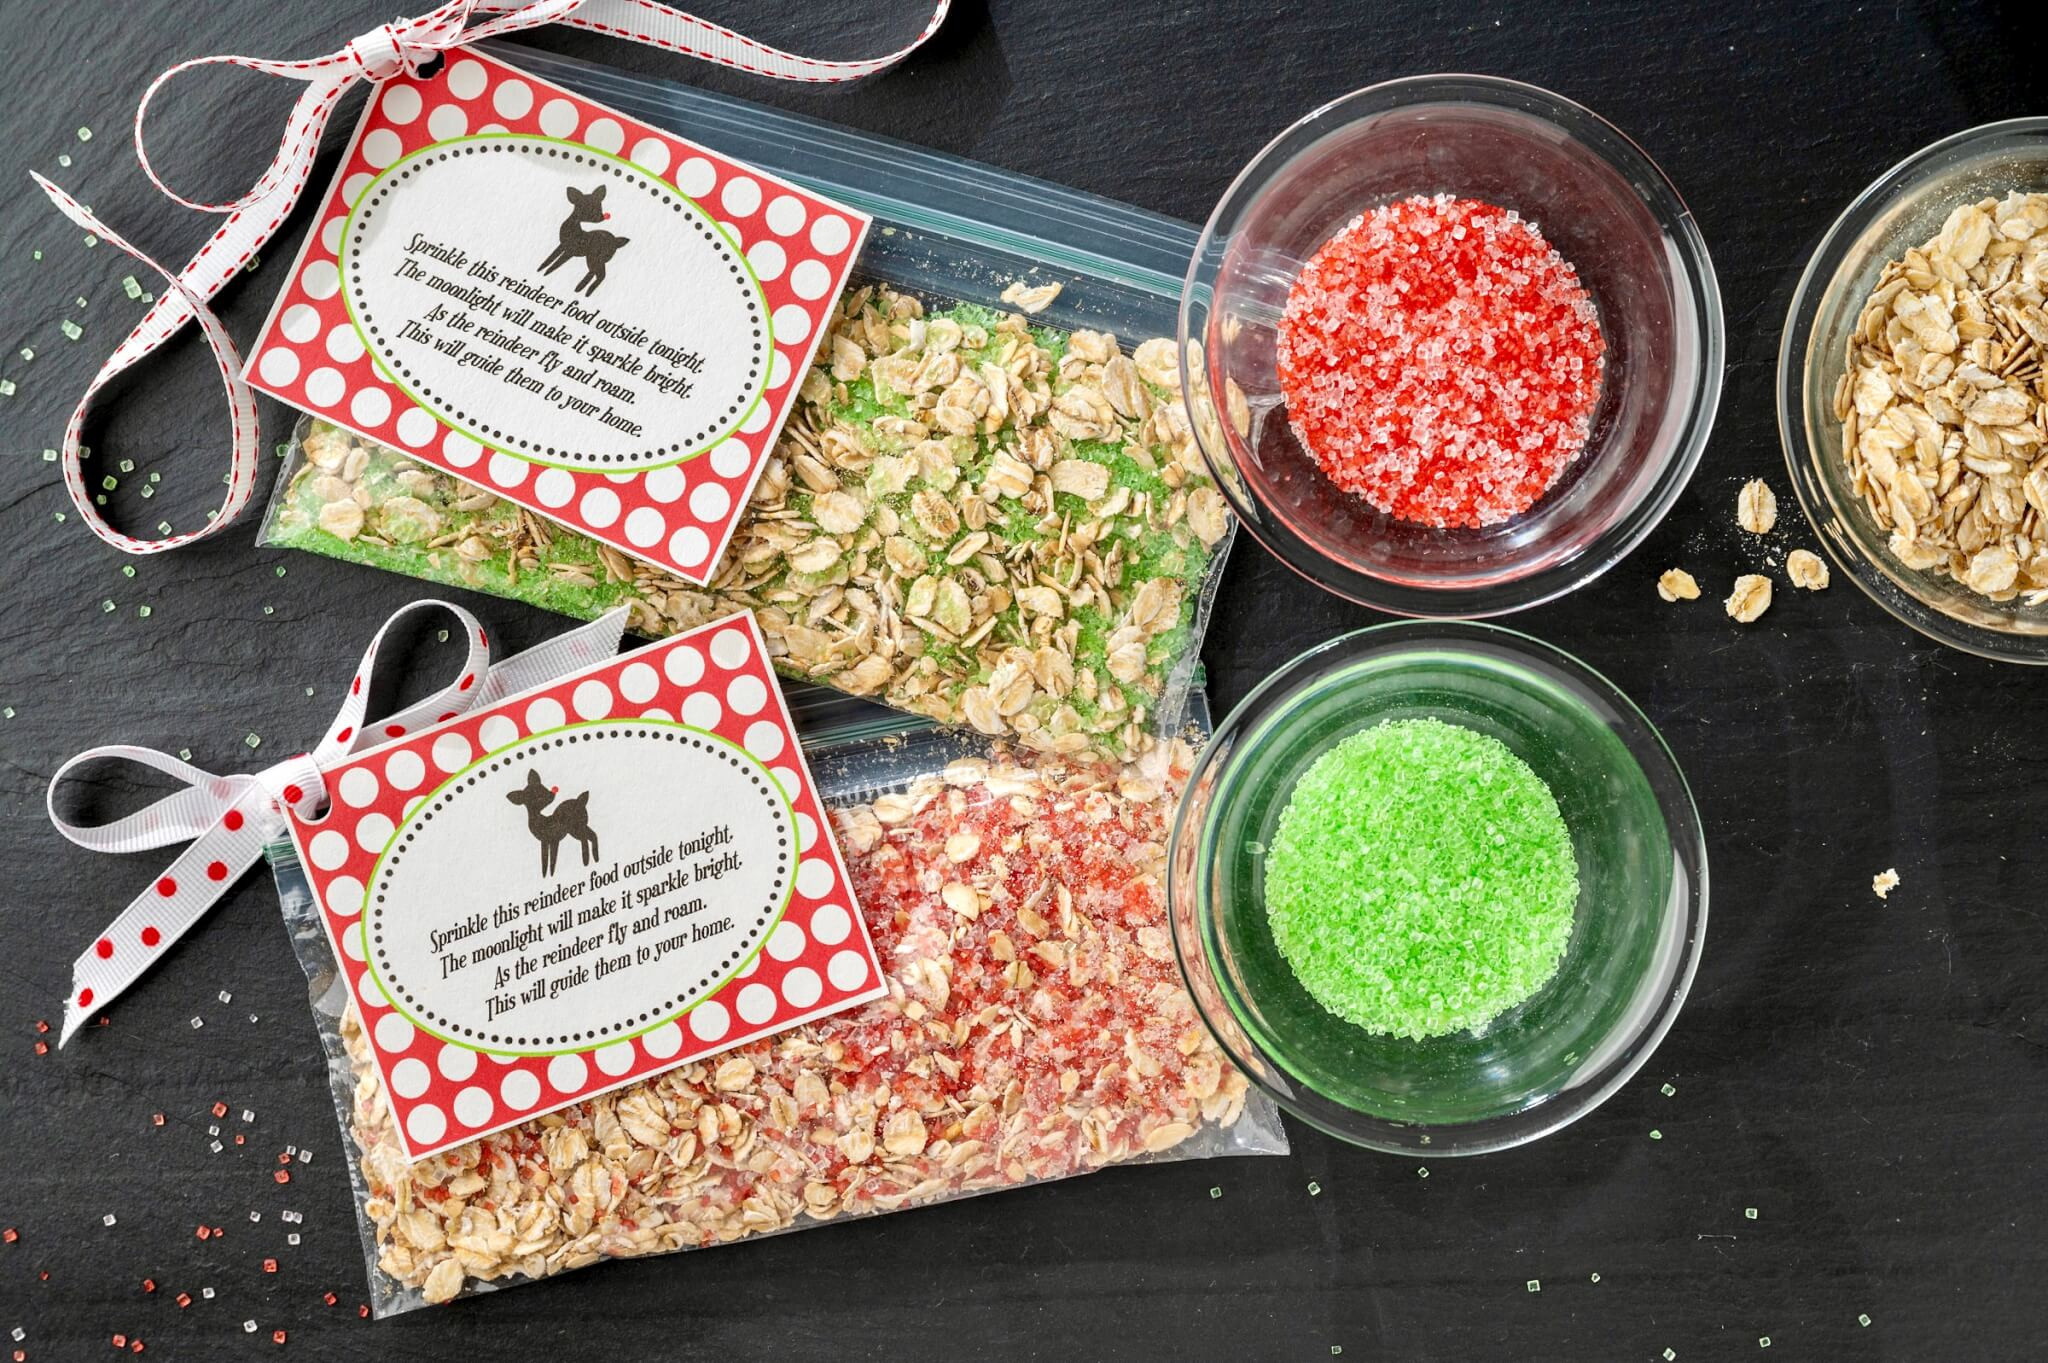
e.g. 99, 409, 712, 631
1, 1, 2043, 1359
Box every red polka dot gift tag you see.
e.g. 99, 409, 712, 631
284, 611, 885, 1161
243, 46, 869, 584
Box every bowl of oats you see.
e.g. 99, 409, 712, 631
1166, 622, 1709, 1154
1778, 118, 2048, 662
1180, 75, 1723, 616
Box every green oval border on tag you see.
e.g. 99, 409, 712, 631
356, 718, 796, 1058
337, 133, 773, 473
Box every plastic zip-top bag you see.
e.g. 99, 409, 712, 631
259, 39, 1234, 770
271, 677, 1285, 1314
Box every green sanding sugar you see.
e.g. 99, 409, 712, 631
1264, 717, 1578, 1039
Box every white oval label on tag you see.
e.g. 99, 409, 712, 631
340, 135, 770, 470
362, 721, 794, 1053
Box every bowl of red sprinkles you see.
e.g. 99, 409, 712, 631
1181, 76, 1724, 615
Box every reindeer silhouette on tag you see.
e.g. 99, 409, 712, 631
538, 184, 629, 297
505, 769, 601, 877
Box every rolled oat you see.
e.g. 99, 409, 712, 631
1725, 574, 1773, 623
1785, 549, 1831, 591
1737, 479, 1778, 535
1657, 568, 1702, 603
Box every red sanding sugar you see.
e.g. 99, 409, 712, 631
1276, 194, 1605, 528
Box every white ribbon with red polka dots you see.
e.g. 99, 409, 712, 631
48, 599, 629, 1045
30, 0, 949, 556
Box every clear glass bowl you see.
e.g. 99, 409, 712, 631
1167, 622, 1708, 1154
1777, 118, 2048, 663
1179, 75, 1723, 616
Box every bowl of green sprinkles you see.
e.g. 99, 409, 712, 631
1167, 621, 1707, 1153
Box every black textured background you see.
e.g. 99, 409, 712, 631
2, 2, 2044, 1360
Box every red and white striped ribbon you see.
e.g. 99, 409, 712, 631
34, 0, 949, 555
48, 601, 630, 1044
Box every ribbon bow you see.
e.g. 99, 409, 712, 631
31, 0, 948, 556
48, 600, 629, 1045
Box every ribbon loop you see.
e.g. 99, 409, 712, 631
48, 602, 630, 1045
347, 23, 416, 81
38, 0, 947, 556
48, 746, 249, 854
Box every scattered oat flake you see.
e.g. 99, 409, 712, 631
1725, 574, 1772, 623
1786, 548, 1830, 590
1872, 868, 1900, 899
1737, 479, 1778, 534
1657, 568, 1701, 602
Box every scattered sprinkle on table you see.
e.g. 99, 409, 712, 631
1263, 717, 1578, 1038
1276, 194, 1605, 528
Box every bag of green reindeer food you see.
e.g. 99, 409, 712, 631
261, 43, 1235, 770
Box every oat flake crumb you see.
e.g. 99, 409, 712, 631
1658, 568, 1702, 602
1872, 867, 1901, 899
1725, 574, 1773, 622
